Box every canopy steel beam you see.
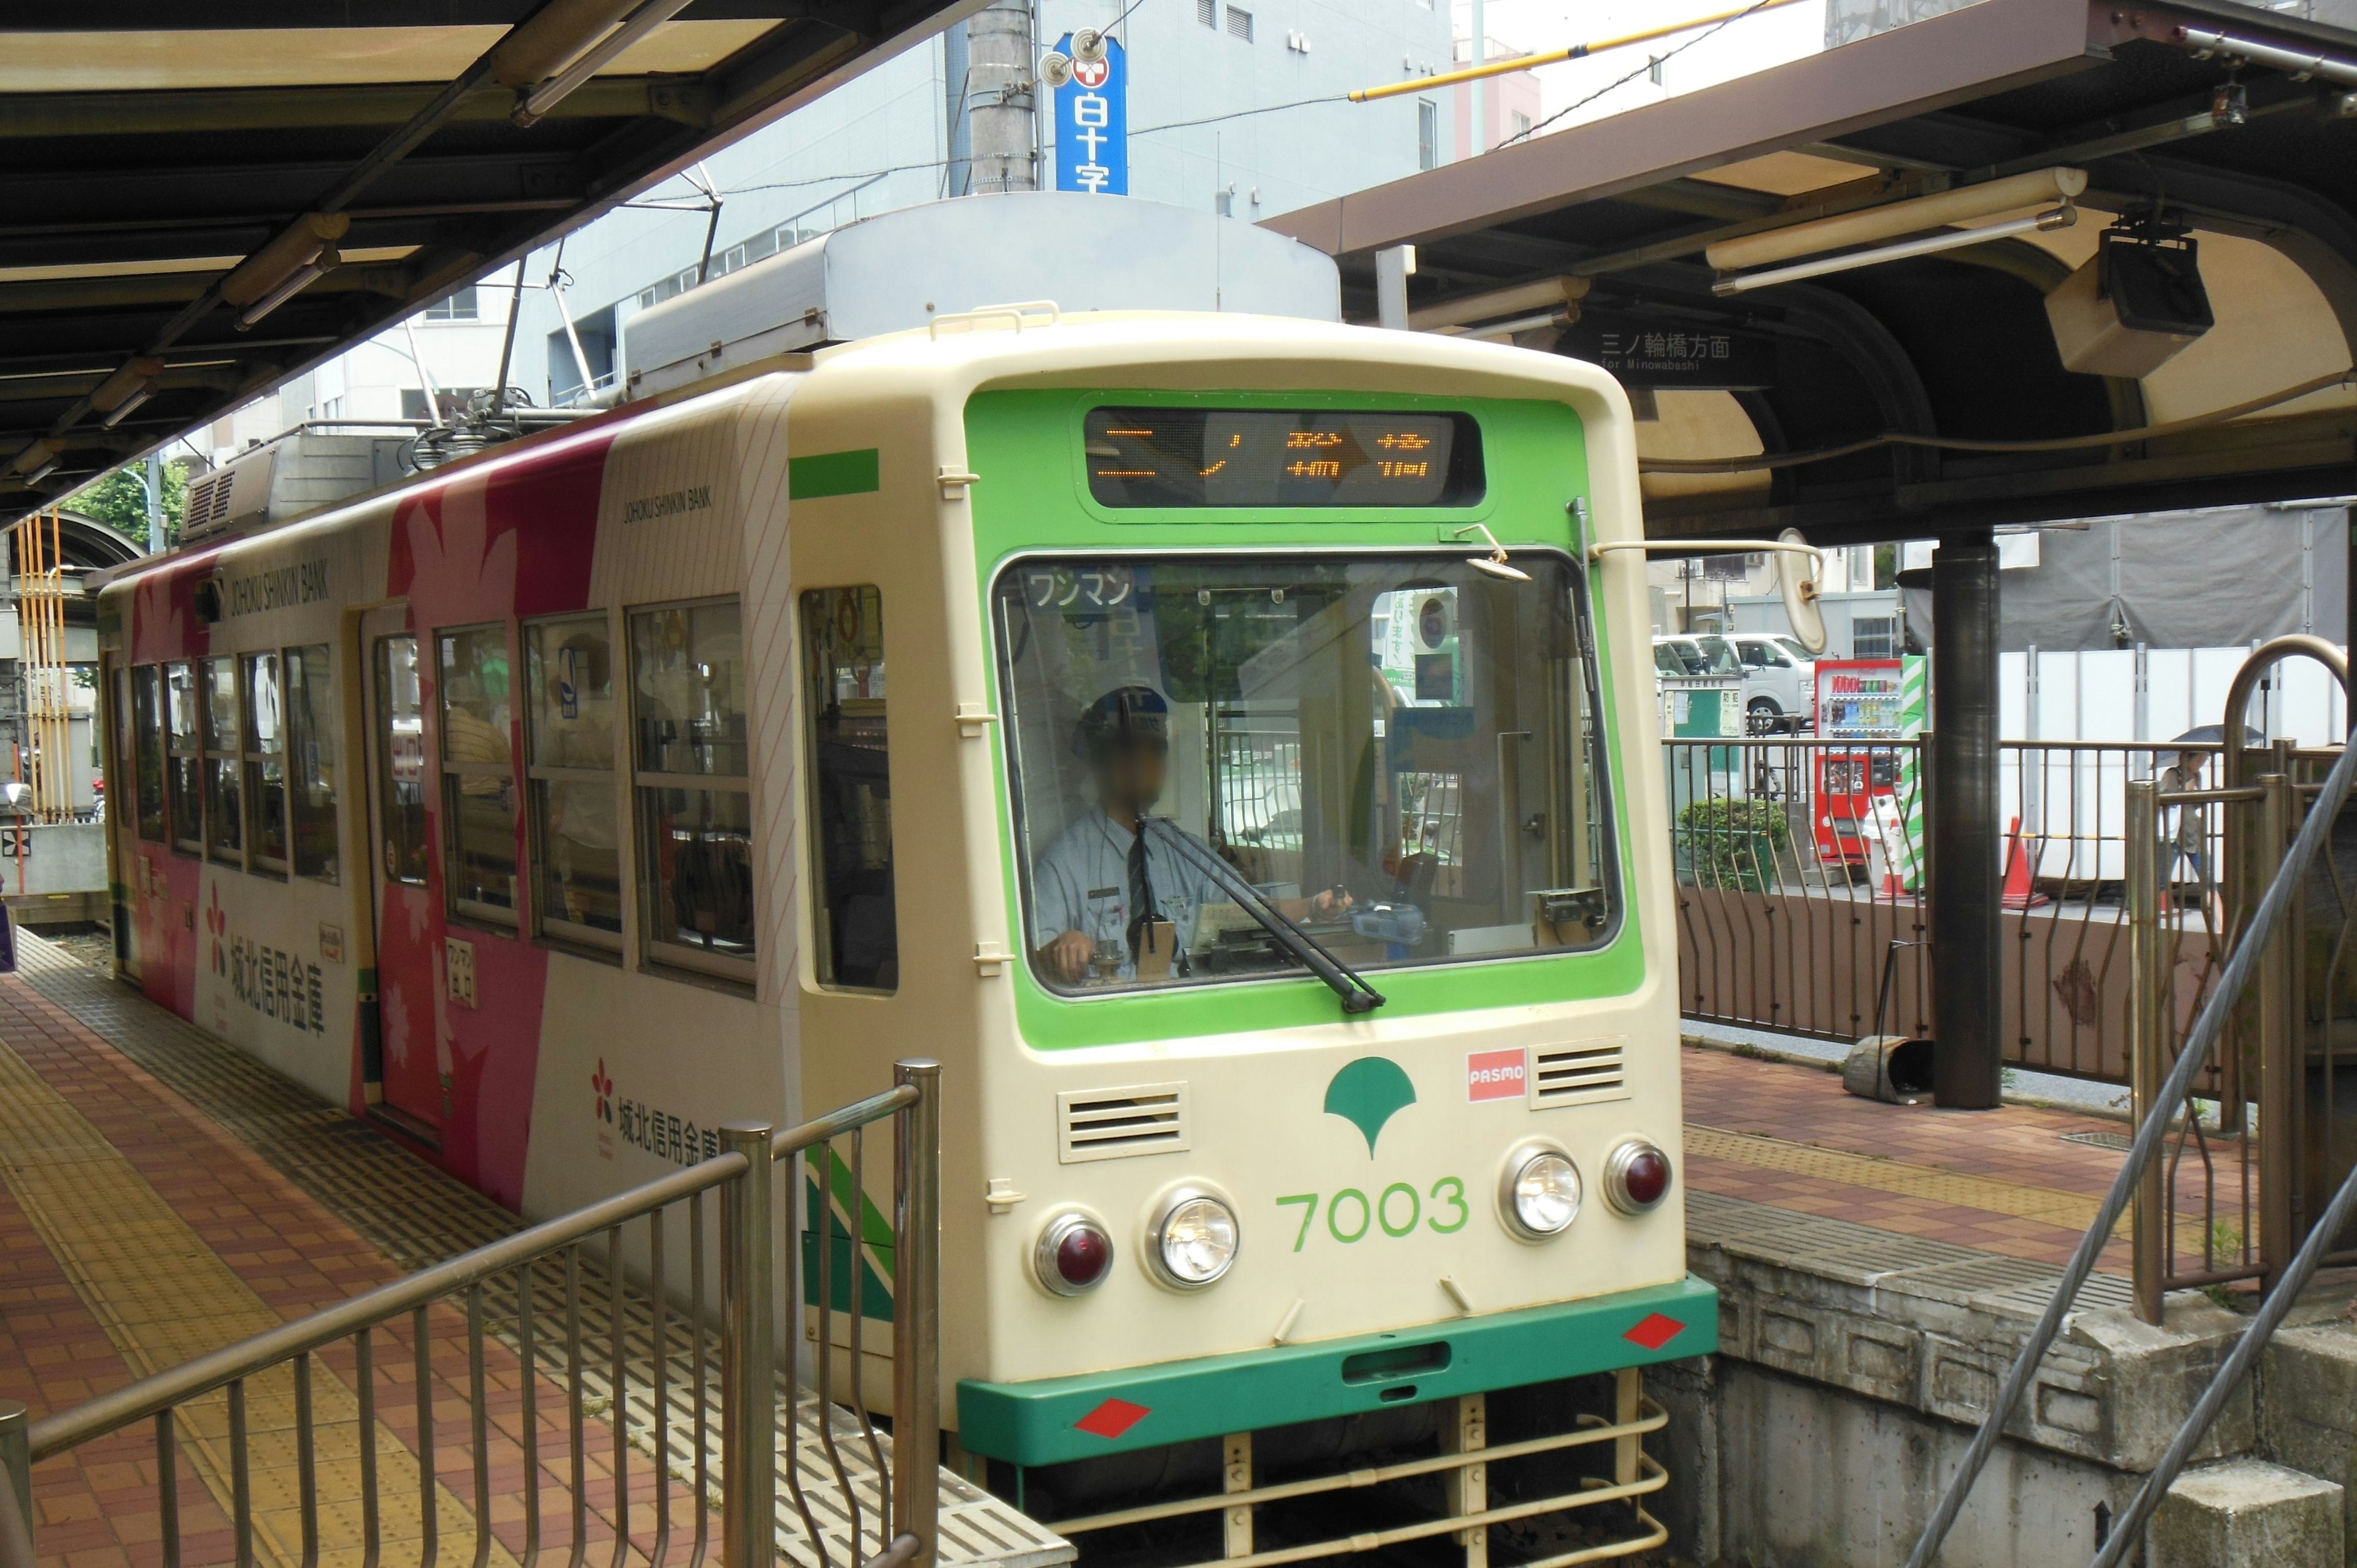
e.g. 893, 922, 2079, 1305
0, 79, 712, 139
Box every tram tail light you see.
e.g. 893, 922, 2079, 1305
1604, 1140, 1673, 1215
1036, 1211, 1113, 1296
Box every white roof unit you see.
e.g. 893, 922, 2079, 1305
623, 192, 1343, 395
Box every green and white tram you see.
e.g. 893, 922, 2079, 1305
99, 299, 1710, 1566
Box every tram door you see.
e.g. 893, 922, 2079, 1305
358, 604, 446, 1137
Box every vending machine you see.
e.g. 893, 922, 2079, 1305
1813, 657, 1927, 877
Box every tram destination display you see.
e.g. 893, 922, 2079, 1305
1085, 407, 1483, 508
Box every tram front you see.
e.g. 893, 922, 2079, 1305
795, 314, 1708, 1567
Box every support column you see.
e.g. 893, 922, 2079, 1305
966, 2, 1038, 196
1932, 531, 2002, 1109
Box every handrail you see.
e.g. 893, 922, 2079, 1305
0, 1404, 28, 1568
1903, 673, 2357, 1567
772, 1081, 917, 1158
28, 1080, 917, 1461
0, 1460, 28, 1568
2222, 635, 2350, 791
2093, 1153, 2357, 1564
28, 1151, 748, 1460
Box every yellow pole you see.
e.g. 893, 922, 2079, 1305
1349, 0, 1811, 104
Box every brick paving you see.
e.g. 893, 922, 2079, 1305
0, 937, 1062, 1568
1681, 1040, 2255, 1277
0, 970, 654, 1568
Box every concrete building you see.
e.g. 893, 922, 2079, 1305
193, 1, 1459, 436
503, 0, 1461, 409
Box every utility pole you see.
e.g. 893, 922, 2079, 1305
1471, 0, 1487, 154
142, 454, 165, 554
967, 1, 1038, 194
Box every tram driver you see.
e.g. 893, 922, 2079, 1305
1031, 686, 1349, 985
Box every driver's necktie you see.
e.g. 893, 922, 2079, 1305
1126, 830, 1157, 962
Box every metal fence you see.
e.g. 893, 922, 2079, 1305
0, 1063, 941, 1568
1668, 736, 2240, 1086
2129, 742, 2357, 1319
1668, 738, 1931, 1045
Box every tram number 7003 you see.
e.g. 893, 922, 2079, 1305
1277, 1177, 1469, 1250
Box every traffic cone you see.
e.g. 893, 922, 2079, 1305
2002, 816, 2049, 910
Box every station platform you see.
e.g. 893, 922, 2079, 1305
0, 930, 1066, 1568
1681, 1038, 2176, 1281
0, 925, 2272, 1568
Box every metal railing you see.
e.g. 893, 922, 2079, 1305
2126, 733, 2357, 1319
2003, 740, 2231, 1086
1668, 736, 1930, 1043
0, 1062, 941, 1568
1667, 735, 2247, 1088
1909, 636, 2357, 1568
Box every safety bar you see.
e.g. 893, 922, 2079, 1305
26, 1149, 745, 1458
1904, 641, 2357, 1568
12, 1067, 940, 1568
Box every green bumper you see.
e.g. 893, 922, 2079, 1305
957, 1273, 1717, 1467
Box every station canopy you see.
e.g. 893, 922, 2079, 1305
1265, 0, 2357, 546
0, 0, 984, 527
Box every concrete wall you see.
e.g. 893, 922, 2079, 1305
1658, 1357, 2140, 1567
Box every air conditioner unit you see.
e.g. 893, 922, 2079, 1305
2046, 228, 2215, 379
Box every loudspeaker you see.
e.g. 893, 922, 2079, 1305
2046, 230, 2214, 378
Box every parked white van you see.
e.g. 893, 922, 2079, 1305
1729, 633, 1816, 732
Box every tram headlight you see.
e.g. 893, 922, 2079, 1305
1035, 1210, 1114, 1296
1604, 1140, 1674, 1215
1498, 1140, 1583, 1241
1148, 1188, 1239, 1288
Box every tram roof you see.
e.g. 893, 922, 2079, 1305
0, 0, 985, 530
1263, 0, 2357, 546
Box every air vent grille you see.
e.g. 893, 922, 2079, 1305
1058, 1082, 1188, 1164
184, 471, 234, 535
1530, 1039, 1629, 1107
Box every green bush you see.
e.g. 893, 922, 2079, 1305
1678, 797, 1790, 889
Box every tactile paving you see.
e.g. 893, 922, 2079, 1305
12, 932, 1070, 1568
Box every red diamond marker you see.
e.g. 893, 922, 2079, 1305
1074, 1397, 1151, 1441
1624, 1313, 1686, 1351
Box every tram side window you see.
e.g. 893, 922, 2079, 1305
111, 666, 136, 838
166, 662, 201, 856
799, 587, 894, 992
201, 657, 242, 865
374, 635, 431, 886
525, 614, 622, 951
630, 599, 754, 981
438, 625, 520, 925
286, 646, 338, 882
133, 666, 166, 844
243, 652, 290, 877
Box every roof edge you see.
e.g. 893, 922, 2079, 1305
1260, 0, 2110, 260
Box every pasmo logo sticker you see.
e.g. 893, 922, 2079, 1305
1466, 1048, 1527, 1102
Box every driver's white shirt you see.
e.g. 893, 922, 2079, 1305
1031, 809, 1223, 970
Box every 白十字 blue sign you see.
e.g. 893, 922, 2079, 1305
1053, 33, 1128, 195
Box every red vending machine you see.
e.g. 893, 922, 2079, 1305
1811, 658, 1924, 867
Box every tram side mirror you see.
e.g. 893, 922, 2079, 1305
1776, 528, 1826, 655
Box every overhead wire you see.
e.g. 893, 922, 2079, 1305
1498, 0, 1782, 150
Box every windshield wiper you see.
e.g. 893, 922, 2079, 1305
1142, 817, 1387, 1015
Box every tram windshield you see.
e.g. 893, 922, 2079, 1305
993, 554, 1618, 995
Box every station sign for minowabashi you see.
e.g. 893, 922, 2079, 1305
1559, 309, 1775, 390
